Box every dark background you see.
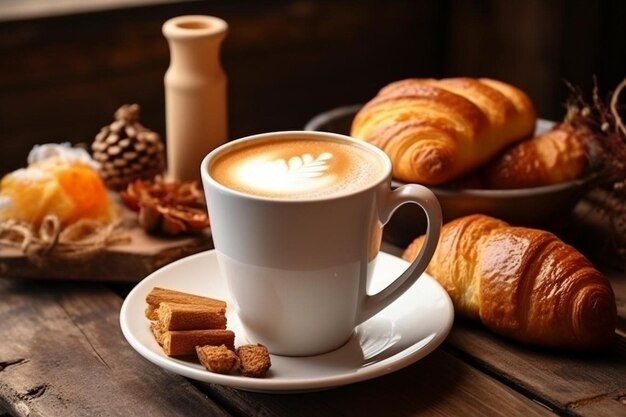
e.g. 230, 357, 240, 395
1, 0, 625, 175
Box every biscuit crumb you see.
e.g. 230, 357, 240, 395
196, 345, 241, 374
236, 344, 272, 378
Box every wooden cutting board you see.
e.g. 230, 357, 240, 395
0, 206, 214, 282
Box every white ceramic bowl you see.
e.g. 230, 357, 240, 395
305, 105, 598, 246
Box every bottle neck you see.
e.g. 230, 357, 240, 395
167, 36, 225, 74
162, 15, 228, 75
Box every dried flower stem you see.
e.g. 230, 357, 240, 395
610, 77, 626, 137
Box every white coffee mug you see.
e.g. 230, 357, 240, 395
201, 131, 441, 356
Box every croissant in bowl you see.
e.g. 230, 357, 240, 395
403, 214, 617, 350
479, 121, 592, 189
351, 77, 537, 185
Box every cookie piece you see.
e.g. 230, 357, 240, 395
236, 344, 271, 378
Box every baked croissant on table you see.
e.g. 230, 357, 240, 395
403, 214, 617, 350
351, 77, 537, 185
482, 122, 590, 189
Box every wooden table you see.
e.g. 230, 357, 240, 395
0, 223, 625, 417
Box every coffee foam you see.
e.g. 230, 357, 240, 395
210, 138, 384, 199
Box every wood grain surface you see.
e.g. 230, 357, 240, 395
199, 349, 556, 417
0, 279, 228, 417
445, 322, 626, 417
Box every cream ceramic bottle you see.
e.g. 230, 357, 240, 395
162, 15, 228, 182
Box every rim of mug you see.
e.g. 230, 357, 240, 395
200, 130, 393, 202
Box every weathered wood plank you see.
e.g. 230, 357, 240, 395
0, 279, 230, 417
199, 348, 556, 417
445, 322, 626, 417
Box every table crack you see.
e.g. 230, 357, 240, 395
566, 391, 626, 410
0, 359, 28, 372
18, 384, 48, 401
58, 303, 111, 370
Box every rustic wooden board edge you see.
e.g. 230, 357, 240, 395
0, 215, 214, 281
0, 236, 213, 282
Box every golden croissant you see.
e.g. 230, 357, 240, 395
351, 77, 536, 184
482, 122, 590, 189
403, 214, 616, 350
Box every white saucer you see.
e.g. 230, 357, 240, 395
120, 250, 454, 393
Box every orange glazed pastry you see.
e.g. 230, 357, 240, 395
0, 143, 115, 226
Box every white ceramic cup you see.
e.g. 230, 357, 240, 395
201, 131, 441, 356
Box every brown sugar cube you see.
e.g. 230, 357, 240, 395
196, 345, 241, 375
157, 302, 226, 331
145, 287, 226, 320
162, 329, 235, 356
236, 344, 272, 378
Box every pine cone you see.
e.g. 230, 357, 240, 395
92, 104, 165, 190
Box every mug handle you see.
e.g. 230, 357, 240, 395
357, 184, 442, 324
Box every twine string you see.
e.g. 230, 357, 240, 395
0, 215, 130, 259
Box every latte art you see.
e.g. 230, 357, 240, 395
238, 152, 334, 194
210, 137, 385, 199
